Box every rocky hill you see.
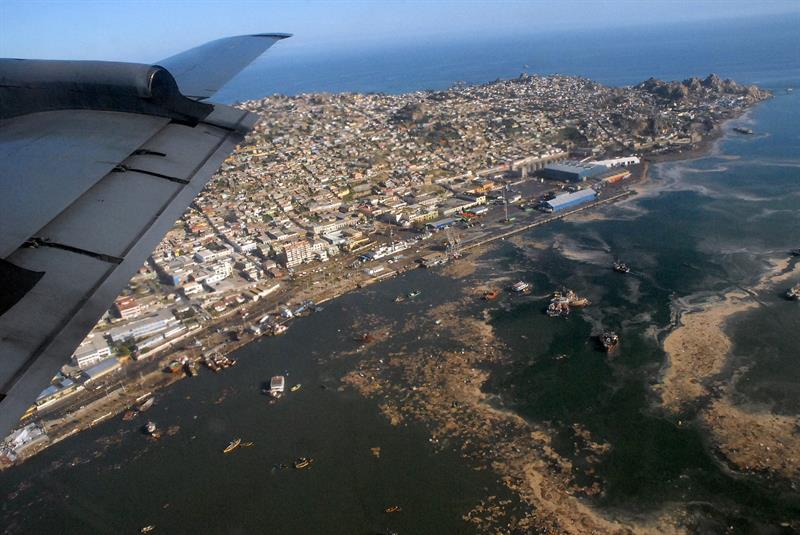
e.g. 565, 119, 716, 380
636, 73, 770, 103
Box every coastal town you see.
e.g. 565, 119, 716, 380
1, 72, 770, 465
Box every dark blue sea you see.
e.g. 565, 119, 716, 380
2, 14, 799, 534
216, 14, 800, 102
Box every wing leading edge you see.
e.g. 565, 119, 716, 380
0, 34, 289, 438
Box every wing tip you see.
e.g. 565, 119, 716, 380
253, 33, 293, 40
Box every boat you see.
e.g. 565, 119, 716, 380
600, 331, 620, 352
272, 324, 288, 336
786, 284, 800, 301
394, 295, 405, 303
241, 441, 255, 447
407, 289, 421, 298
270, 375, 285, 398
564, 289, 590, 307
612, 261, 631, 274
293, 457, 313, 469
290, 384, 302, 392
137, 397, 154, 412
223, 438, 242, 454
733, 126, 754, 135
384, 505, 402, 513
140, 526, 155, 534
546, 292, 570, 318
482, 289, 499, 300
143, 421, 160, 438
510, 281, 530, 294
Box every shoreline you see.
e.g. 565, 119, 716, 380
2, 96, 764, 475
656, 259, 800, 480
3, 164, 652, 469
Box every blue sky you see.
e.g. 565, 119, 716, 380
2, 0, 799, 62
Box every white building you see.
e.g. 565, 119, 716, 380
72, 335, 113, 369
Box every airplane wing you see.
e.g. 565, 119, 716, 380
0, 34, 289, 438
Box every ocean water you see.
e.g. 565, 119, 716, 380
2, 14, 800, 534
216, 13, 800, 102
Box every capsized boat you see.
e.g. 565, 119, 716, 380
613, 261, 631, 274
224, 438, 242, 454
600, 331, 619, 352
786, 284, 800, 301
144, 421, 160, 438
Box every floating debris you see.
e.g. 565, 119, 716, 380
482, 289, 499, 300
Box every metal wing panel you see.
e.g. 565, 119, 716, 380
0, 110, 169, 258
0, 248, 113, 432
157, 33, 290, 100
0, 105, 256, 436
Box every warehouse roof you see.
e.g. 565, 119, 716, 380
547, 188, 597, 209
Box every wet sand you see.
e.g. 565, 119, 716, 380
343, 297, 685, 533
658, 259, 800, 480
702, 396, 800, 478
659, 290, 758, 412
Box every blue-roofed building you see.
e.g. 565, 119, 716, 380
542, 161, 608, 182
426, 217, 456, 230
35, 378, 80, 407
546, 188, 598, 211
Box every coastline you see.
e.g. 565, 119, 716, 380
3, 92, 777, 519
3, 100, 755, 469
3, 161, 651, 469
656, 259, 800, 480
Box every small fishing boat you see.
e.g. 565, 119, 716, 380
224, 438, 242, 454
293, 457, 313, 469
